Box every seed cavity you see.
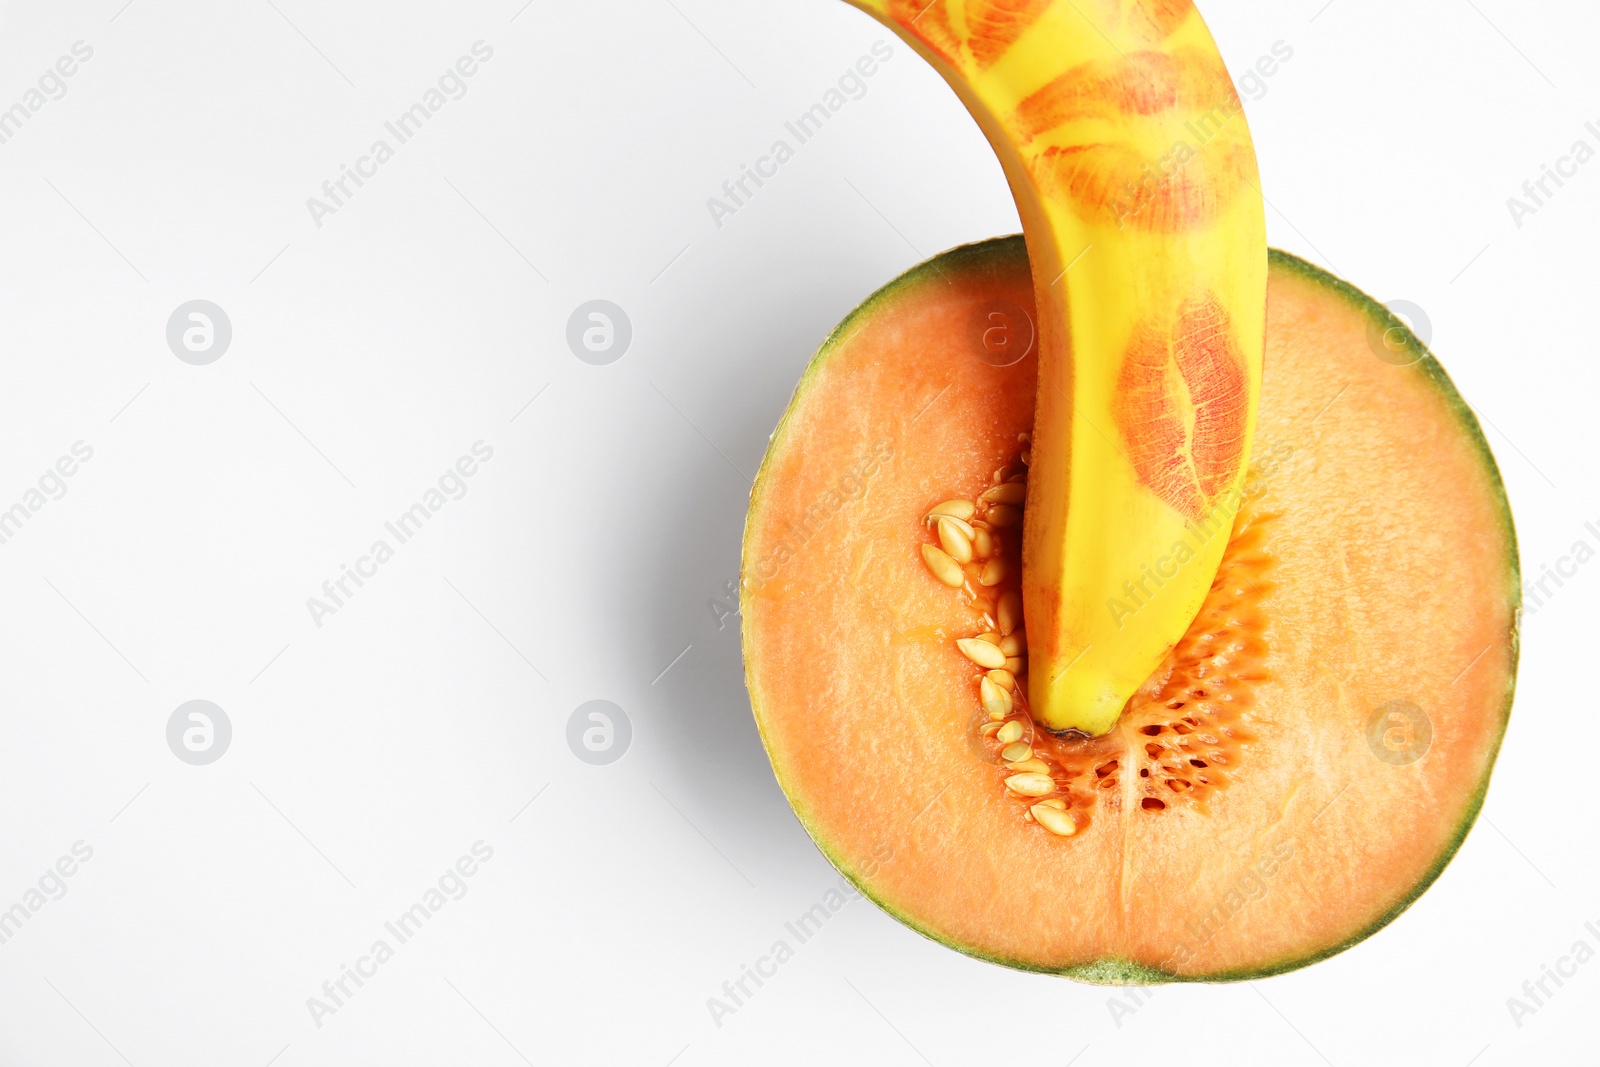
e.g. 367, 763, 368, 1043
923, 455, 1272, 838
921, 445, 1098, 838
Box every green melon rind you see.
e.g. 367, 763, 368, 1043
741, 236, 1520, 985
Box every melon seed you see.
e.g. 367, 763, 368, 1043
1020, 449, 1031, 466
997, 590, 1022, 636
999, 630, 1025, 658
1005, 773, 1054, 797
921, 544, 965, 588
982, 482, 1026, 506
980, 676, 1013, 719
1000, 742, 1032, 762
927, 499, 976, 522
1008, 758, 1051, 775
928, 513, 975, 538
979, 557, 1009, 586
956, 638, 1007, 669
937, 517, 974, 563
1031, 805, 1077, 836
1004, 656, 1025, 675
986, 668, 1016, 691
1038, 798, 1067, 810
972, 528, 996, 559
987, 505, 1022, 527
996, 720, 1024, 744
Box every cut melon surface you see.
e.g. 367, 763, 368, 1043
741, 237, 1519, 981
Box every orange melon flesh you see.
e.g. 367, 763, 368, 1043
741, 237, 1518, 980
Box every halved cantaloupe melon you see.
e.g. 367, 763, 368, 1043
741, 237, 1518, 980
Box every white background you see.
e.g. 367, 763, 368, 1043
0, 0, 1595, 1064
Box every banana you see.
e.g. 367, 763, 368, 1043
844, 0, 1266, 734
